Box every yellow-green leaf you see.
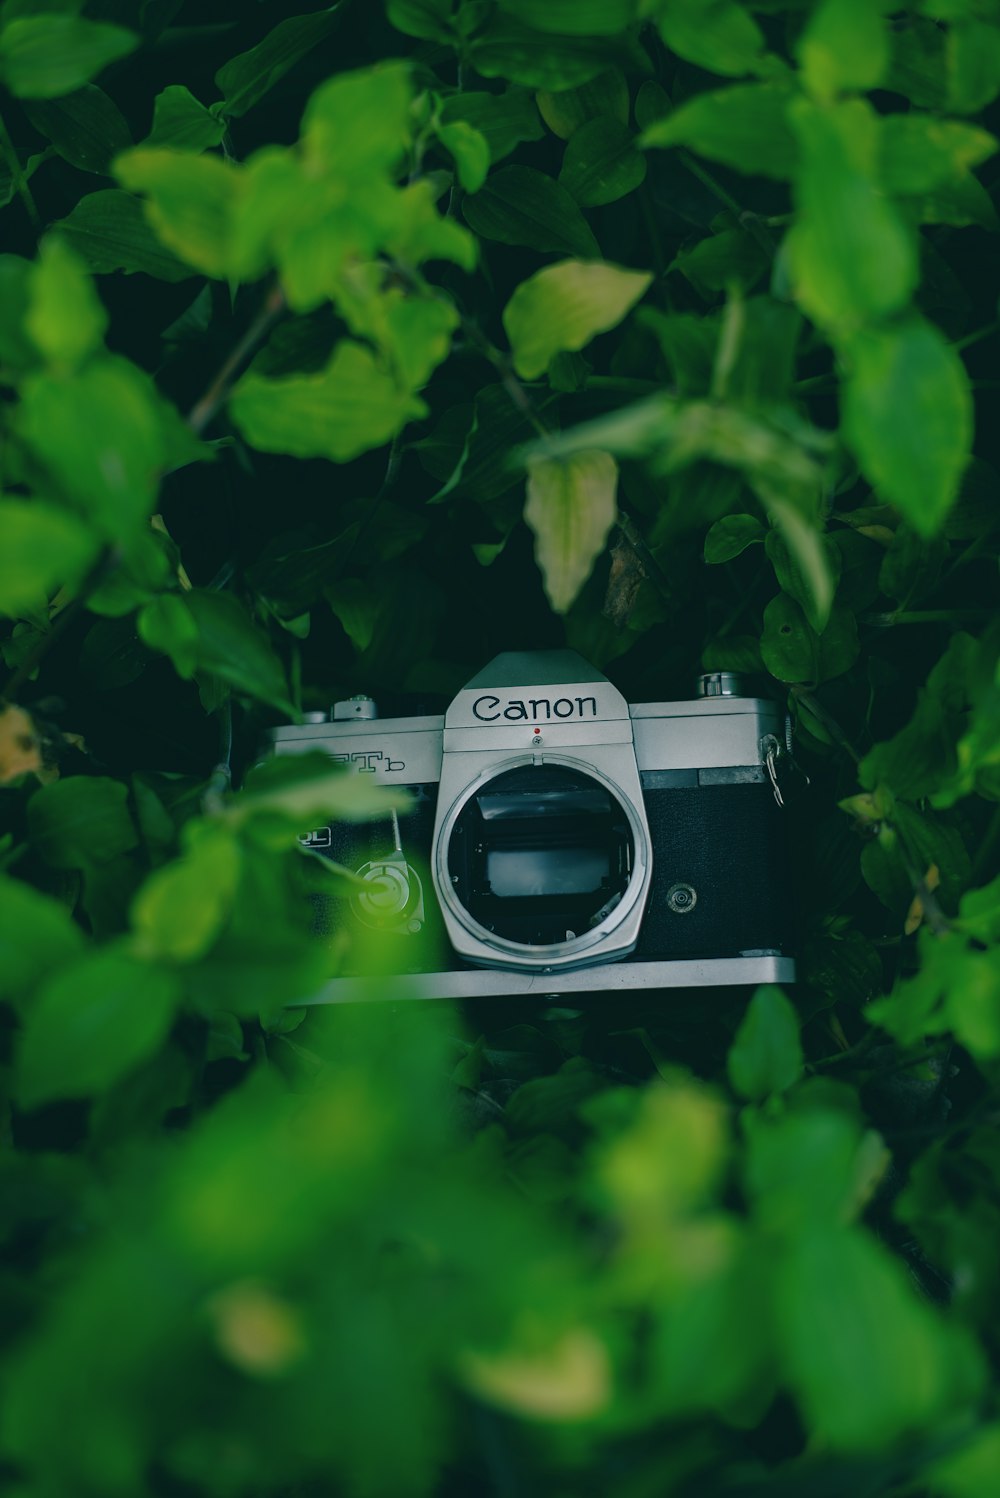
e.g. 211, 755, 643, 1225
115, 149, 244, 279
503, 259, 651, 379
231, 340, 426, 463
524, 450, 618, 613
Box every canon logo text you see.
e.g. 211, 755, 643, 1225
472, 694, 599, 722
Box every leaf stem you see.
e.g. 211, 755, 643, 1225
463, 320, 551, 439
186, 280, 288, 435
677, 148, 774, 256
791, 685, 862, 764
860, 609, 996, 627
462, 316, 674, 605
953, 319, 1000, 354
0, 108, 41, 232
808, 1027, 880, 1072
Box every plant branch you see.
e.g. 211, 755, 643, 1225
186, 280, 288, 435
0, 109, 41, 232
808, 1028, 880, 1072
860, 610, 996, 628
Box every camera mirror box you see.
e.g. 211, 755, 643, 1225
269, 651, 796, 1001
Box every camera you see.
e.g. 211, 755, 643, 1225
272, 651, 796, 1001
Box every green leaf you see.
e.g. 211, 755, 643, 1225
786, 98, 917, 332
214, 8, 343, 120
144, 84, 225, 152
745, 1108, 888, 1231
904, 170, 1000, 231
765, 507, 840, 632
423, 383, 545, 503
879, 113, 997, 196
524, 450, 618, 613
639, 308, 717, 396
498, 0, 638, 35
0, 16, 136, 99
299, 61, 413, 177
877, 524, 947, 606
841, 318, 973, 536
776, 1227, 981, 1449
0, 499, 96, 616
28, 776, 138, 869
26, 237, 107, 370
958, 874, 1000, 946
470, 18, 644, 90
760, 593, 859, 684
929, 1427, 1000, 1498
797, 0, 891, 101
859, 690, 956, 803
440, 89, 544, 163
536, 68, 629, 139
16, 949, 179, 1107
231, 341, 426, 464
435, 118, 490, 193
237, 751, 409, 828
503, 259, 651, 379
641, 83, 798, 180
88, 543, 172, 624
387, 0, 454, 42
132, 828, 241, 961
54, 189, 195, 281
184, 592, 294, 714
885, 14, 948, 109
17, 357, 180, 536
721, 296, 803, 408
675, 227, 768, 297
463, 165, 600, 258
115, 149, 242, 278
325, 577, 377, 652
23, 85, 131, 174
946, 16, 1000, 113
704, 513, 765, 563
559, 116, 646, 206
653, 0, 768, 78
137, 593, 200, 677
0, 874, 84, 1007
727, 984, 803, 1101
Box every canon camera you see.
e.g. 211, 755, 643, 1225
272, 651, 796, 1001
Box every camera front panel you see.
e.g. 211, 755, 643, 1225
305, 783, 455, 974
634, 777, 793, 962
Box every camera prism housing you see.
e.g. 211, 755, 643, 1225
272, 651, 796, 1001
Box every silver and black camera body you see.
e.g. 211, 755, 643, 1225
272, 651, 796, 1001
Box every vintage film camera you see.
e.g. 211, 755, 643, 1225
272, 651, 796, 1001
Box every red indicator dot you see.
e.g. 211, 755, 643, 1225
533, 728, 541, 734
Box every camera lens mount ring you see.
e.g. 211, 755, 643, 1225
433, 751, 651, 969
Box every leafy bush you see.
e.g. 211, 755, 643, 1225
1, 2, 1000, 1494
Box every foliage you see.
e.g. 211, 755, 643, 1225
0, 1, 999, 1495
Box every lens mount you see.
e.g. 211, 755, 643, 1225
434, 754, 650, 968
